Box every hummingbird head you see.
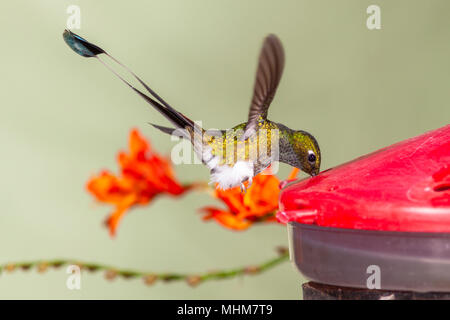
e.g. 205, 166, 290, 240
288, 130, 321, 176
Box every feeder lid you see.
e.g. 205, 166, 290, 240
278, 125, 450, 232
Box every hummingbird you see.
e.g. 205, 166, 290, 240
63, 30, 321, 191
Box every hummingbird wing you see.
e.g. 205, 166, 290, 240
244, 34, 285, 139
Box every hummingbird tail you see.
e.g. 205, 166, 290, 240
63, 30, 195, 131
96, 54, 195, 131
149, 123, 176, 135
149, 123, 194, 141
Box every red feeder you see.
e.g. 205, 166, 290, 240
278, 125, 450, 292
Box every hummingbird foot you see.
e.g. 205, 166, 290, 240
240, 176, 253, 193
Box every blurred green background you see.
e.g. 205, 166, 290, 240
0, 0, 449, 299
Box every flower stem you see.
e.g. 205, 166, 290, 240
0, 247, 289, 287
184, 181, 213, 194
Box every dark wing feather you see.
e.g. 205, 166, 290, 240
244, 34, 285, 138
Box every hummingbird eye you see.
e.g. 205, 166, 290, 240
307, 151, 316, 164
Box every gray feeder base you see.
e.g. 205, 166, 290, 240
302, 282, 450, 300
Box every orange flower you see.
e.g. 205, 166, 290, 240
201, 168, 299, 230
87, 129, 191, 236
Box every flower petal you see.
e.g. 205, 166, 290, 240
87, 129, 193, 236
200, 207, 251, 230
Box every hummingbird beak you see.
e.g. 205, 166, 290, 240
311, 168, 320, 177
